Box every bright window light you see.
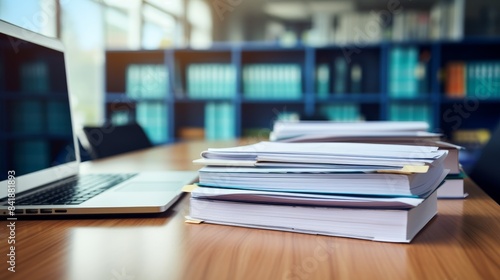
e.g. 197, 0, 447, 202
146, 0, 183, 17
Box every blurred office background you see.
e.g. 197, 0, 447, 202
1, 0, 500, 168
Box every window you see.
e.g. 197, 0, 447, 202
146, 0, 183, 17
101, 0, 142, 49
61, 0, 105, 125
0, 0, 57, 38
142, 4, 179, 49
187, 0, 212, 48
104, 7, 129, 48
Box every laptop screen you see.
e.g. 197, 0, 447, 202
0, 29, 76, 181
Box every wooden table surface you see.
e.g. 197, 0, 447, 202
1, 140, 500, 280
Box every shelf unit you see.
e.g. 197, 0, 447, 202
105, 39, 500, 144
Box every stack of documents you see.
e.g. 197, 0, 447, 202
270, 121, 466, 198
187, 141, 449, 243
270, 121, 437, 142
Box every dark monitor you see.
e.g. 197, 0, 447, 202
0, 20, 76, 181
469, 120, 500, 204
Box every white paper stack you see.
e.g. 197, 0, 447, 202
270, 121, 466, 198
187, 141, 449, 243
270, 121, 436, 142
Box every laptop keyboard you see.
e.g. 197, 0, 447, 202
14, 174, 137, 206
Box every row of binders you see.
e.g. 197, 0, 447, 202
389, 47, 430, 97
186, 121, 464, 243
243, 64, 302, 99
445, 61, 500, 98
204, 102, 236, 140
135, 102, 168, 144
389, 104, 432, 125
319, 104, 361, 121
315, 58, 363, 96
186, 64, 236, 99
126, 64, 168, 99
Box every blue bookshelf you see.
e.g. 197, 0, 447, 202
105, 39, 500, 142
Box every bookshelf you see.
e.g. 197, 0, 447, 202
104, 39, 500, 150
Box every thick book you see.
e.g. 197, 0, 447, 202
190, 185, 429, 209
197, 165, 448, 197
188, 190, 438, 243
437, 172, 467, 198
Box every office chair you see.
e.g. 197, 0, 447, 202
82, 123, 152, 159
468, 119, 500, 204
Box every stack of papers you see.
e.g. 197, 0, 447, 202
270, 121, 466, 198
187, 141, 449, 243
270, 121, 436, 142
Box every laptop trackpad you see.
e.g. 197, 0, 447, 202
117, 182, 183, 192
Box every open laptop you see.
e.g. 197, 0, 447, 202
0, 20, 197, 216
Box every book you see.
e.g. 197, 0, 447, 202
445, 62, 466, 97
197, 165, 447, 197
204, 102, 236, 140
136, 102, 168, 144
437, 178, 466, 198
389, 47, 421, 98
437, 172, 467, 198
188, 188, 439, 243
190, 186, 428, 208
430, 0, 464, 40
350, 64, 362, 93
417, 51, 431, 94
333, 57, 347, 93
316, 64, 330, 98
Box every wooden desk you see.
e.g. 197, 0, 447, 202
2, 140, 500, 279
